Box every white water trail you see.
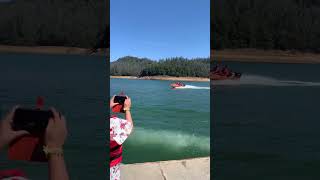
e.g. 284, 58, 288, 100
175, 85, 210, 90
212, 74, 320, 87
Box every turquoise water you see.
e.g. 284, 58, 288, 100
111, 78, 210, 163
0, 53, 107, 180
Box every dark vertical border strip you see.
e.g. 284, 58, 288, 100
210, 0, 216, 179
106, 0, 110, 178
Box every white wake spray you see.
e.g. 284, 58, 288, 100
212, 74, 320, 87
175, 85, 210, 89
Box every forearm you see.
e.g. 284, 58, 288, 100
48, 155, 69, 180
125, 111, 133, 128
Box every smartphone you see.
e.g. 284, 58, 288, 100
114, 96, 127, 105
12, 108, 53, 135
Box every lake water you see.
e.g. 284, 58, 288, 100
213, 62, 320, 179
0, 53, 107, 180
110, 78, 210, 163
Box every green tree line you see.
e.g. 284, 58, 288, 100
0, 0, 107, 48
111, 56, 210, 77
212, 0, 320, 52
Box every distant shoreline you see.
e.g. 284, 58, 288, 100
111, 76, 209, 82
212, 49, 320, 64
0, 45, 107, 56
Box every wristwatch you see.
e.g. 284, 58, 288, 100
123, 107, 130, 112
43, 146, 64, 157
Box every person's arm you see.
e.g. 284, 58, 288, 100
125, 110, 133, 127
45, 108, 69, 180
48, 155, 68, 180
124, 97, 133, 129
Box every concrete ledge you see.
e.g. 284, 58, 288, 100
121, 157, 210, 180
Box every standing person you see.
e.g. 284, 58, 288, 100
110, 96, 133, 180
0, 106, 69, 180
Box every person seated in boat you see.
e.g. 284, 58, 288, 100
222, 68, 227, 75
215, 66, 223, 75
175, 82, 184, 86
225, 68, 232, 76
219, 66, 226, 76
225, 71, 231, 77
174, 82, 180, 86
212, 65, 218, 73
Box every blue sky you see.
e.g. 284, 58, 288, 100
110, 0, 210, 61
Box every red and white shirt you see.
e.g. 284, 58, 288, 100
110, 116, 133, 145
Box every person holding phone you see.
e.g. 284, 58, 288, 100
110, 95, 133, 180
0, 106, 69, 180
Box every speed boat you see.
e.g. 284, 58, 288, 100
210, 72, 242, 80
211, 65, 242, 80
170, 82, 186, 88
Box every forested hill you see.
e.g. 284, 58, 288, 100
110, 56, 210, 77
212, 0, 320, 52
0, 0, 107, 48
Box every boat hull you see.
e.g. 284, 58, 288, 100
211, 73, 242, 80
170, 83, 185, 88
170, 85, 185, 88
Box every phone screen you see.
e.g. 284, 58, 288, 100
114, 96, 127, 105
12, 108, 53, 134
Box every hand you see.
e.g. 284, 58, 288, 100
124, 96, 132, 109
110, 95, 119, 108
0, 106, 29, 149
45, 108, 67, 148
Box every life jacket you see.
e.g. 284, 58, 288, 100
110, 114, 123, 167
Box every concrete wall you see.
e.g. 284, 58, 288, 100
121, 157, 210, 180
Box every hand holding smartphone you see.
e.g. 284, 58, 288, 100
12, 108, 53, 135
114, 96, 127, 105
112, 95, 127, 113
8, 108, 54, 162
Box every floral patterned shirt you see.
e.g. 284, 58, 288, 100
110, 116, 133, 145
